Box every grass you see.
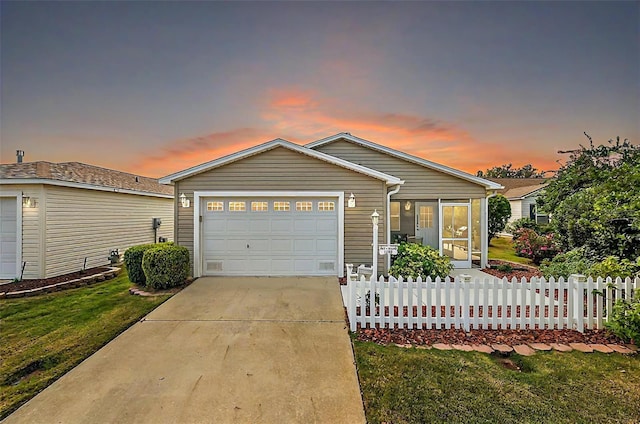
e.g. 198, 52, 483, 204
0, 270, 171, 420
489, 235, 534, 266
354, 340, 640, 424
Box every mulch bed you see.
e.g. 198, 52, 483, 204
356, 328, 624, 346
483, 259, 543, 279
0, 267, 113, 293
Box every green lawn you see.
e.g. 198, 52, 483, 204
354, 340, 640, 424
489, 235, 535, 266
0, 270, 171, 420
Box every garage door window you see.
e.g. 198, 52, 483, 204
273, 201, 290, 211
296, 201, 313, 211
229, 201, 246, 212
207, 201, 224, 211
318, 201, 335, 211
251, 201, 268, 212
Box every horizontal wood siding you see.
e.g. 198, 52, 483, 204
316, 140, 486, 199
176, 147, 387, 273
44, 186, 174, 278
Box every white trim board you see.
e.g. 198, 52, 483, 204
0, 179, 173, 199
306, 132, 503, 190
160, 139, 403, 186
192, 191, 345, 278
0, 191, 23, 279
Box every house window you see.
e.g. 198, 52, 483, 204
229, 201, 246, 212
207, 201, 224, 212
296, 201, 313, 211
273, 201, 290, 212
419, 206, 434, 228
390, 201, 400, 231
318, 201, 335, 211
251, 201, 268, 212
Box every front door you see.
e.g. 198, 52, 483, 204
415, 202, 438, 249
440, 202, 471, 268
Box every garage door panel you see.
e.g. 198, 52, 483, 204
202, 196, 338, 276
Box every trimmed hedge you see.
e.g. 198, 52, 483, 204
124, 242, 172, 285
142, 244, 190, 290
389, 242, 453, 279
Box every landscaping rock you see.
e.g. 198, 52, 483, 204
491, 344, 513, 354
513, 344, 536, 356
590, 344, 614, 354
607, 345, 636, 354
569, 343, 593, 353
549, 343, 573, 352
528, 343, 552, 351
432, 343, 453, 350
472, 345, 494, 354
451, 344, 474, 352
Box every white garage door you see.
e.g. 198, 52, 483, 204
0, 197, 18, 279
202, 197, 338, 276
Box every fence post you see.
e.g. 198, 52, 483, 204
570, 274, 586, 332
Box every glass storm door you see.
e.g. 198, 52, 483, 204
440, 202, 471, 268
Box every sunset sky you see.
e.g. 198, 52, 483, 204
1, 2, 638, 178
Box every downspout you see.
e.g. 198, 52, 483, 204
483, 190, 498, 269
386, 183, 403, 271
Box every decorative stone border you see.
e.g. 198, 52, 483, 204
391, 342, 638, 356
0, 267, 121, 299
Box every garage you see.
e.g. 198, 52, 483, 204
201, 195, 340, 276
0, 196, 19, 279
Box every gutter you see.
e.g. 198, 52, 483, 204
386, 183, 403, 270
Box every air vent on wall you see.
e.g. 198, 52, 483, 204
207, 261, 223, 272
319, 261, 335, 271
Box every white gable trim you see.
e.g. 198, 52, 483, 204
306, 132, 504, 190
159, 138, 403, 186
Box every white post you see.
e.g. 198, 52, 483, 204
371, 210, 379, 279
570, 274, 586, 332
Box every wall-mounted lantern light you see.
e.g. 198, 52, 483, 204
22, 196, 37, 208
348, 193, 356, 208
404, 200, 412, 211
179, 193, 191, 208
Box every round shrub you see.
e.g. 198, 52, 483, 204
141, 244, 190, 290
389, 242, 453, 279
539, 247, 592, 279
123, 243, 157, 285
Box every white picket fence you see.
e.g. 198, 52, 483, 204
345, 274, 639, 332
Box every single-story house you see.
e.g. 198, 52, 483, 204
489, 178, 549, 225
160, 133, 503, 278
0, 159, 174, 280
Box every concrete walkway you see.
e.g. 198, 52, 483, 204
4, 277, 365, 424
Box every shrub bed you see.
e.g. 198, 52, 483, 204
124, 242, 172, 285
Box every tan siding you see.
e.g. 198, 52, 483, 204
176, 147, 387, 273
316, 139, 486, 199
44, 186, 174, 278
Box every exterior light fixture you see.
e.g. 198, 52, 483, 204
371, 209, 379, 226
22, 196, 36, 208
404, 200, 412, 211
179, 193, 191, 208
348, 193, 356, 208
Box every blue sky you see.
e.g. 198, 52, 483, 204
1, 1, 638, 177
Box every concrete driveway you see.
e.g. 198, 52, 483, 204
4, 277, 366, 424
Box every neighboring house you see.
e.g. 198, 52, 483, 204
0, 160, 174, 280
160, 132, 503, 277
489, 178, 549, 225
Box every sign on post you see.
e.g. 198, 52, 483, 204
378, 243, 399, 255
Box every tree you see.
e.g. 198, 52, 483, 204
539, 135, 640, 260
488, 194, 511, 241
477, 163, 546, 178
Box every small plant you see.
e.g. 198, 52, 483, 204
496, 263, 513, 273
506, 218, 540, 238
513, 228, 559, 265
605, 288, 640, 345
141, 244, 190, 290
589, 256, 640, 279
389, 242, 453, 279
540, 247, 593, 279
364, 290, 380, 309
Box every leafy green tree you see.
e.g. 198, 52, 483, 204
539, 135, 640, 260
488, 194, 511, 241
477, 163, 546, 178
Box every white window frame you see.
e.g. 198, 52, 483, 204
193, 191, 345, 278
207, 201, 224, 212
390, 201, 401, 231
295, 201, 313, 212
318, 201, 335, 211
273, 201, 291, 212
251, 201, 268, 212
